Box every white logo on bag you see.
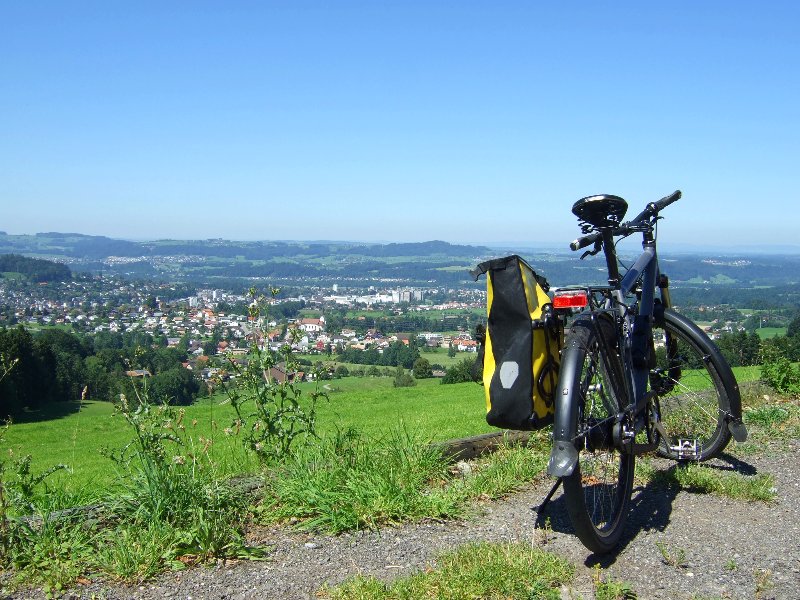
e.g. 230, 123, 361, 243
499, 361, 519, 389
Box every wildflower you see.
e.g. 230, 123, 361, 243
173, 455, 186, 465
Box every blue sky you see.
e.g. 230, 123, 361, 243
2, 2, 798, 248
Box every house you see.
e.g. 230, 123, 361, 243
125, 369, 152, 378
267, 363, 306, 384
457, 340, 479, 352
299, 317, 325, 333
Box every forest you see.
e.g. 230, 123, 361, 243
0, 254, 71, 283
0, 327, 203, 418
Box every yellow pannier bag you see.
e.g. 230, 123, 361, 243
471, 255, 562, 430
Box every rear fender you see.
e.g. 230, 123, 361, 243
547, 312, 619, 477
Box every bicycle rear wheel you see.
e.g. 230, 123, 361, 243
651, 309, 735, 461
560, 315, 634, 554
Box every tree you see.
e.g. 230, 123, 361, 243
84, 355, 113, 400
148, 367, 200, 406
448, 343, 457, 358
787, 315, 800, 339
0, 326, 40, 415
412, 357, 433, 379
334, 365, 350, 378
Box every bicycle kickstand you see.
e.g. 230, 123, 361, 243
533, 477, 562, 522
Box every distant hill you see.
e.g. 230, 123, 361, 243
0, 254, 71, 282
3, 231, 800, 292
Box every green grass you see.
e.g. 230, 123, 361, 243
316, 378, 489, 441
755, 327, 786, 339
259, 432, 549, 534
636, 460, 777, 503
298, 348, 472, 371
2, 398, 257, 492
1, 379, 490, 493
1, 272, 25, 281
320, 541, 575, 600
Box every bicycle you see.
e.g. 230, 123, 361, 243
543, 190, 749, 554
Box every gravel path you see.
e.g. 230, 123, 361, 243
10, 441, 800, 599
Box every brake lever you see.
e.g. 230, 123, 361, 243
580, 239, 603, 260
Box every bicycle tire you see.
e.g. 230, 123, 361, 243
560, 315, 634, 554
651, 309, 735, 461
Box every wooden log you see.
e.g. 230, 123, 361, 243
435, 430, 533, 462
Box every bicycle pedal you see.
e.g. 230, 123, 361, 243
670, 439, 700, 459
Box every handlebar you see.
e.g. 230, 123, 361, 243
625, 190, 681, 228
570, 232, 601, 251
569, 190, 681, 251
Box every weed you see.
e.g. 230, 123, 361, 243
759, 346, 800, 394
104, 386, 259, 566
655, 541, 687, 569
221, 288, 326, 463
0, 463, 96, 594
534, 516, 554, 547
592, 565, 637, 600
596, 578, 637, 600
260, 426, 456, 532
724, 558, 738, 571
745, 405, 790, 428
260, 431, 549, 534
754, 568, 774, 599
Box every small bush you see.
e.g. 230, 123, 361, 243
760, 345, 800, 394
442, 357, 478, 384
393, 373, 417, 387
393, 367, 416, 387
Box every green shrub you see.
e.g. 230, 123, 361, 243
412, 357, 433, 379
442, 357, 478, 384
760, 345, 800, 394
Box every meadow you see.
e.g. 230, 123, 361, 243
2, 364, 765, 495
299, 346, 473, 370
2, 378, 491, 493
1, 361, 788, 593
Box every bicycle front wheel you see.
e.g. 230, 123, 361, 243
560, 315, 634, 554
651, 309, 735, 461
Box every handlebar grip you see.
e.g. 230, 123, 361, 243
654, 189, 681, 211
570, 231, 602, 251
626, 189, 683, 227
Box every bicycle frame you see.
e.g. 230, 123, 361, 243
605, 226, 661, 419
549, 215, 667, 475
542, 190, 748, 553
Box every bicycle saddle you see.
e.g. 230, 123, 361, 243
572, 194, 628, 228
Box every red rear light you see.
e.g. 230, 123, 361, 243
553, 290, 588, 309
